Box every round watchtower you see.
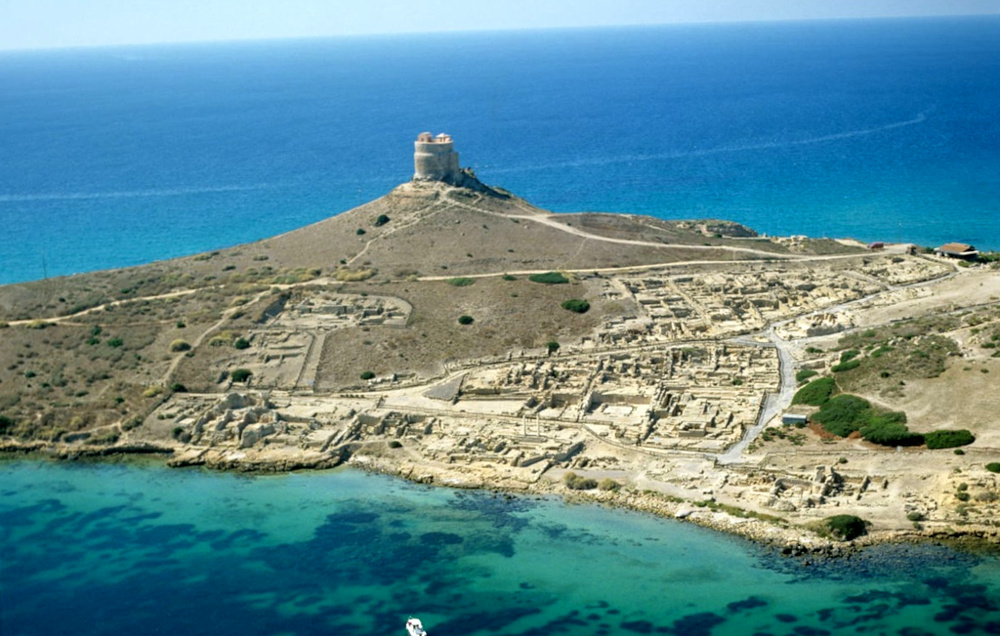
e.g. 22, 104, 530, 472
414, 132, 460, 182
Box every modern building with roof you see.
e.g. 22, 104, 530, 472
934, 242, 979, 259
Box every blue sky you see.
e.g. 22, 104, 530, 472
1, 0, 998, 50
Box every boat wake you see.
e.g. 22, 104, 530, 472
0, 183, 276, 203
487, 110, 931, 173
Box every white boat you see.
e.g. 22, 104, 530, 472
406, 617, 427, 636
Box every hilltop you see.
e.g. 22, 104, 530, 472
2, 167, 1000, 552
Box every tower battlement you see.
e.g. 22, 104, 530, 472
414, 132, 460, 182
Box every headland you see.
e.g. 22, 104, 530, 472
3, 134, 999, 553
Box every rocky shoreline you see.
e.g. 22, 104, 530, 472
6, 439, 999, 560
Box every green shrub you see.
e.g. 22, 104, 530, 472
373, 214, 390, 227
233, 337, 250, 350
356, 228, 366, 235
546, 341, 560, 354
502, 274, 517, 281
564, 472, 598, 490
447, 277, 475, 287
859, 411, 923, 446
560, 299, 590, 313
796, 369, 818, 383
598, 478, 621, 492
458, 315, 474, 325
792, 377, 836, 406
89, 430, 120, 445
106, 337, 123, 348
170, 383, 188, 393
832, 359, 861, 373
813, 394, 871, 437
840, 349, 861, 363
821, 514, 869, 541
230, 368, 253, 383
924, 430, 976, 449
360, 371, 376, 380
986, 463, 1000, 473
143, 386, 164, 398
529, 272, 569, 284
906, 511, 925, 522
170, 339, 191, 352
0, 415, 14, 434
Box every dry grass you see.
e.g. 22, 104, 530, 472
313, 276, 609, 389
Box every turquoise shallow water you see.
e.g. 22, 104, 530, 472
3, 460, 1000, 635
0, 16, 998, 284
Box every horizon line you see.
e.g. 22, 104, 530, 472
2, 11, 997, 54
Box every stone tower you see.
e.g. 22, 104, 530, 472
413, 132, 460, 182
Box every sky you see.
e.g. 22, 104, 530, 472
1, 0, 998, 51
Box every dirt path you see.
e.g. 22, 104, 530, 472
8, 288, 202, 327
442, 189, 801, 260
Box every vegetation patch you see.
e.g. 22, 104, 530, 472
986, 463, 1000, 474
817, 514, 869, 541
560, 299, 590, 314
831, 359, 861, 373
230, 368, 252, 383
447, 277, 476, 287
142, 386, 164, 398
836, 329, 959, 397
360, 371, 375, 380
564, 472, 598, 490
169, 339, 191, 352
924, 430, 976, 449
373, 214, 390, 227
795, 369, 818, 383
598, 478, 621, 492
840, 349, 861, 363
334, 266, 376, 282
858, 411, 923, 447
529, 272, 569, 285
812, 394, 870, 436
457, 315, 474, 325
812, 394, 921, 446
792, 377, 836, 406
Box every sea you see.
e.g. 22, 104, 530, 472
3, 16, 1000, 635
3, 459, 1000, 636
0, 16, 999, 286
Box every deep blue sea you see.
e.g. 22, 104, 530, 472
0, 16, 998, 285
3, 460, 1000, 636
